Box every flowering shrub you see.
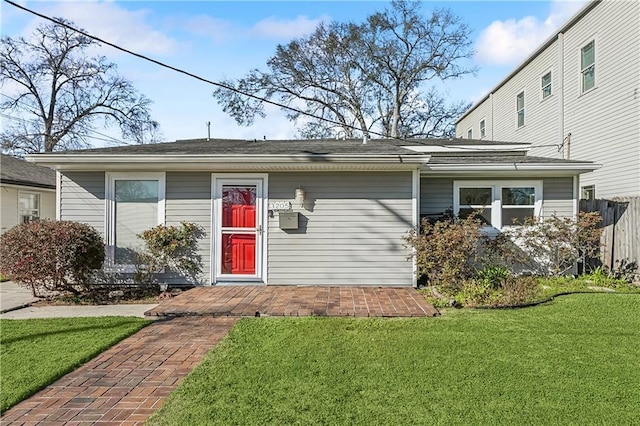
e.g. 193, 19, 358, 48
0, 220, 104, 296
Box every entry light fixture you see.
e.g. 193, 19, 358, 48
295, 187, 306, 207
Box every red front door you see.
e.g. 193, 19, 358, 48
220, 185, 258, 275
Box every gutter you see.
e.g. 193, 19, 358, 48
423, 162, 601, 173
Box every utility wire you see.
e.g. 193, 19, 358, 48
3, 0, 373, 138
3, 0, 525, 152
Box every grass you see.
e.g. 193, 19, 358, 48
0, 316, 150, 412
148, 294, 640, 425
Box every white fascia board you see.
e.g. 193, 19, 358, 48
402, 145, 530, 153
26, 154, 431, 171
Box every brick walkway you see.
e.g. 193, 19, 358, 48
2, 287, 436, 425
146, 286, 439, 318
1, 317, 238, 425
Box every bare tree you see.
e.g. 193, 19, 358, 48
214, 0, 475, 139
0, 19, 160, 155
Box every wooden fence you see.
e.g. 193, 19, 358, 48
580, 197, 640, 270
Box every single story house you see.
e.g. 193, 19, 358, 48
1, 153, 56, 234
28, 138, 598, 287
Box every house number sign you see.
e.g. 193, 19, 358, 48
268, 201, 292, 211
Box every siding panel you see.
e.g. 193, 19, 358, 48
60, 172, 105, 236
267, 171, 414, 286
164, 172, 212, 284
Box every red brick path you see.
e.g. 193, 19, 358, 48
146, 286, 439, 318
1, 317, 237, 425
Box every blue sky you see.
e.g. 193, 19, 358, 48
1, 0, 587, 144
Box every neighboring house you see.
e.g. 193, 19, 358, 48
29, 138, 596, 287
456, 0, 640, 199
0, 154, 56, 234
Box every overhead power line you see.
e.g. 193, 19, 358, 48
3, 0, 507, 152
3, 0, 374, 138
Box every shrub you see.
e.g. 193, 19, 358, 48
476, 265, 511, 289
0, 220, 104, 297
136, 222, 204, 284
505, 212, 602, 277
404, 213, 485, 292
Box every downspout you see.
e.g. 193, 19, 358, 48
412, 168, 420, 288
558, 32, 565, 158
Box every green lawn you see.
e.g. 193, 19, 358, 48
149, 294, 640, 425
0, 317, 150, 412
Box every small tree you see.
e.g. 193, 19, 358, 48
0, 221, 104, 296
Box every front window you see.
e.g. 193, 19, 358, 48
501, 187, 535, 226
19, 192, 39, 223
107, 173, 165, 268
541, 72, 552, 99
581, 41, 595, 93
516, 92, 525, 128
458, 187, 493, 225
480, 119, 486, 138
454, 181, 542, 229
467, 128, 473, 139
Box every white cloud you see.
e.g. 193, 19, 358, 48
474, 0, 587, 65
184, 15, 234, 44
250, 14, 329, 39
36, 1, 178, 55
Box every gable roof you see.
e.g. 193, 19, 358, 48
0, 154, 56, 189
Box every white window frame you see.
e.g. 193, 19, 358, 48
516, 91, 525, 128
453, 180, 543, 230
479, 119, 486, 139
541, 71, 552, 99
580, 40, 596, 93
18, 191, 40, 223
105, 172, 166, 271
467, 128, 473, 139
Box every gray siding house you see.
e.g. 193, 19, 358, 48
456, 0, 640, 199
30, 138, 596, 287
0, 154, 56, 234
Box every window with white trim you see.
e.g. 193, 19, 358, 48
467, 128, 473, 139
106, 173, 165, 268
19, 192, 40, 223
454, 181, 542, 229
516, 91, 525, 128
541, 71, 552, 99
581, 40, 595, 93
479, 119, 486, 138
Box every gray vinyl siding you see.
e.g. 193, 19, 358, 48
456, 1, 640, 198
420, 177, 574, 220
541, 177, 574, 218
60, 172, 105, 236
164, 172, 212, 285
267, 172, 414, 286
420, 178, 453, 218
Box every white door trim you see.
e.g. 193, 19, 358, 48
211, 173, 268, 284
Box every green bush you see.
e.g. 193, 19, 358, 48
136, 222, 204, 284
0, 220, 104, 297
404, 213, 486, 292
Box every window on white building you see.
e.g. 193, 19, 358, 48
541, 72, 552, 99
581, 40, 595, 93
467, 128, 473, 139
479, 119, 486, 138
19, 192, 40, 223
516, 92, 525, 127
